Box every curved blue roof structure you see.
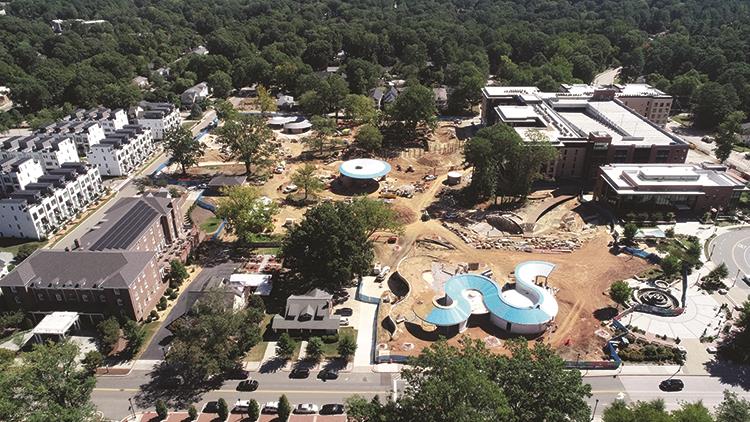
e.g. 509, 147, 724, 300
423, 261, 558, 330
339, 159, 391, 180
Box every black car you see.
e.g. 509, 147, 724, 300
319, 368, 339, 380
335, 307, 353, 317
203, 401, 220, 413
659, 378, 684, 391
320, 404, 345, 415
290, 368, 310, 379
237, 379, 259, 391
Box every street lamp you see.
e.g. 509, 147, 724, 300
590, 398, 599, 421
128, 397, 136, 420
732, 269, 741, 288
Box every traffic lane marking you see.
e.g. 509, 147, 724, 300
94, 388, 388, 394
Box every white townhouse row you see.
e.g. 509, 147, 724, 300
133, 102, 182, 140
0, 134, 79, 172
86, 125, 156, 176
69, 107, 129, 134
0, 162, 104, 239
0, 157, 46, 194
38, 119, 106, 155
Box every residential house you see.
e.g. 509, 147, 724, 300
271, 289, 340, 334
132, 76, 150, 89
181, 82, 210, 107
370, 86, 399, 110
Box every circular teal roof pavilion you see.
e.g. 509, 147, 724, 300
339, 158, 391, 181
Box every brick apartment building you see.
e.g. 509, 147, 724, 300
0, 192, 188, 323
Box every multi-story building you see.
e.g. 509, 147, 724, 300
0, 157, 45, 194
0, 192, 187, 322
595, 163, 748, 213
0, 134, 79, 172
86, 125, 155, 176
560, 83, 673, 126
69, 107, 129, 134
181, 82, 210, 107
133, 102, 181, 140
38, 120, 106, 155
480, 86, 688, 180
0, 162, 103, 240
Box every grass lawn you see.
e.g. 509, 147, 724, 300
134, 320, 161, 359
245, 342, 269, 362
0, 239, 46, 257
321, 327, 358, 357
181, 121, 197, 129
200, 216, 222, 233
733, 143, 750, 153
671, 114, 691, 126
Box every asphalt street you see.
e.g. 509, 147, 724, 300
709, 228, 750, 289
139, 262, 239, 360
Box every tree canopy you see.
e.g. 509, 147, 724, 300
215, 114, 273, 175
163, 126, 205, 174
216, 185, 278, 243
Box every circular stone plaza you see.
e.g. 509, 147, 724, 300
338, 158, 391, 187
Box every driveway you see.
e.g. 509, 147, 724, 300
709, 228, 750, 288
140, 262, 239, 360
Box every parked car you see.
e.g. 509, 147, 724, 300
237, 379, 259, 391
294, 403, 319, 414
742, 274, 750, 286
706, 346, 718, 354
262, 402, 279, 414
335, 307, 353, 317
319, 368, 339, 380
283, 183, 298, 194
377, 266, 391, 281
702, 136, 715, 143
234, 400, 251, 412
659, 378, 684, 391
339, 317, 350, 326
203, 401, 220, 413
274, 166, 285, 174
290, 367, 310, 379
320, 404, 345, 415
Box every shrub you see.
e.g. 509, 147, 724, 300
82, 350, 104, 373
157, 297, 168, 310
188, 405, 197, 420
168, 290, 178, 300
322, 334, 340, 344
165, 288, 174, 296
217, 398, 228, 420
155, 400, 168, 420
149, 310, 160, 320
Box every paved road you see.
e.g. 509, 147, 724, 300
93, 368, 392, 420
140, 262, 239, 360
708, 228, 750, 289
665, 121, 750, 175
593, 67, 621, 86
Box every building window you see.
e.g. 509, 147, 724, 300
55, 294, 62, 302
116, 299, 123, 306
38, 294, 44, 301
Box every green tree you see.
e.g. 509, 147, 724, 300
207, 70, 232, 98
0, 341, 98, 422
257, 84, 277, 115
671, 402, 714, 422
169, 259, 189, 286
0, 311, 24, 333
715, 111, 746, 162
623, 223, 639, 244
299, 90, 327, 116
81, 350, 103, 374
609, 280, 632, 307
343, 94, 378, 124
276, 333, 296, 360
660, 254, 681, 279
216, 114, 273, 175
164, 126, 205, 174
247, 399, 260, 421
355, 124, 383, 152
15, 243, 40, 262
446, 61, 486, 113
278, 395, 291, 422
386, 84, 437, 132
190, 103, 203, 120
216, 185, 278, 242
217, 398, 228, 420
155, 399, 168, 420
350, 196, 403, 237
691, 81, 739, 129
716, 390, 750, 421
281, 202, 374, 292
708, 263, 730, 281
214, 99, 238, 121
344, 58, 382, 95
306, 337, 325, 362
123, 319, 146, 356
97, 317, 121, 355
306, 115, 338, 156
188, 405, 198, 420
291, 163, 324, 201
338, 334, 357, 360
165, 289, 263, 384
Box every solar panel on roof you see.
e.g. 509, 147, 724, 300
88, 201, 159, 250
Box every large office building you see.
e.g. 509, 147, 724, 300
560, 83, 673, 126
0, 192, 188, 322
0, 134, 79, 172
480, 86, 688, 180
595, 163, 748, 213
86, 125, 156, 176
0, 162, 103, 239
133, 102, 182, 140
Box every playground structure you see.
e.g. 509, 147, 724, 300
417, 261, 559, 334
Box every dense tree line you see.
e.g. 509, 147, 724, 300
2, 0, 750, 131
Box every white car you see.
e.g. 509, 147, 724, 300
234, 400, 251, 412
282, 184, 298, 194
294, 403, 319, 414
706, 346, 718, 354
274, 166, 285, 174
377, 266, 391, 281
262, 402, 279, 414
339, 317, 350, 326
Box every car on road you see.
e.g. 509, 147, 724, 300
335, 307, 353, 316
262, 402, 279, 414
718, 288, 728, 295
237, 379, 259, 391
294, 403, 319, 414
290, 367, 310, 379
319, 368, 339, 381
659, 378, 684, 391
320, 404, 345, 415
339, 317, 350, 326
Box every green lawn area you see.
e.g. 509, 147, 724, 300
733, 143, 750, 153
671, 114, 691, 126
245, 341, 269, 362
200, 217, 222, 233
181, 120, 197, 129
322, 327, 357, 357
134, 320, 161, 359
0, 239, 46, 257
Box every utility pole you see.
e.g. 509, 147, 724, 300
590, 398, 599, 421
733, 268, 741, 288
128, 397, 136, 420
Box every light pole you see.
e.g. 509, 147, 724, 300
592, 398, 600, 419
128, 397, 136, 420
732, 268, 741, 288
